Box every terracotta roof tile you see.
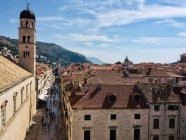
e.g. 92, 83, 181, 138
145, 68, 170, 77
71, 84, 148, 109
137, 83, 180, 103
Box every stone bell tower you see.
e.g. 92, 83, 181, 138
18, 5, 36, 75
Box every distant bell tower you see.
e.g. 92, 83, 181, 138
18, 4, 36, 75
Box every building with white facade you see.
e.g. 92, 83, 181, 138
0, 6, 37, 140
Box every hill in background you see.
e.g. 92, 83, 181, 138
87, 57, 104, 65
0, 36, 90, 66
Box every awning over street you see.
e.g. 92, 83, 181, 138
38, 93, 49, 101
38, 74, 55, 101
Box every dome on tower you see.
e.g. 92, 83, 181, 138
20, 8, 35, 20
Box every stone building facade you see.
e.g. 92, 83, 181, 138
18, 6, 36, 75
61, 69, 185, 140
138, 83, 181, 140
72, 109, 148, 140
0, 56, 36, 140
0, 6, 37, 140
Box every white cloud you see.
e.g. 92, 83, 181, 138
161, 0, 186, 5
62, 0, 146, 14
58, 0, 186, 28
155, 19, 185, 28
178, 31, 186, 37
59, 6, 67, 11
126, 2, 133, 6
132, 36, 186, 45
68, 47, 115, 62
138, 0, 145, 10
154, 19, 184, 28
62, 18, 92, 26
97, 43, 111, 48
84, 42, 93, 47
50, 24, 63, 29
96, 5, 186, 27
9, 19, 18, 24
67, 33, 117, 43
84, 42, 111, 48
37, 17, 63, 22
53, 34, 67, 40
132, 37, 161, 44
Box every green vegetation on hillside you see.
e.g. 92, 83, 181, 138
0, 36, 90, 66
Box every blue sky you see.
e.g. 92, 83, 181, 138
1, 0, 186, 63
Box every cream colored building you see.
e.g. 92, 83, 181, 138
62, 84, 149, 140
0, 56, 36, 140
0, 6, 37, 140
72, 109, 149, 140
62, 74, 183, 140
138, 83, 181, 140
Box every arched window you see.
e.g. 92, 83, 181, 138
1, 100, 8, 127
26, 84, 28, 97
27, 36, 30, 43
13, 92, 18, 113
23, 36, 26, 43
23, 51, 30, 58
26, 21, 28, 27
21, 21, 23, 27
21, 87, 24, 103
30, 82, 32, 93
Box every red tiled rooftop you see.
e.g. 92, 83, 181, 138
36, 63, 52, 75
71, 84, 147, 109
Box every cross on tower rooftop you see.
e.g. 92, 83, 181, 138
26, 3, 30, 10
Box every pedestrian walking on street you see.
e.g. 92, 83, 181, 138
55, 124, 57, 131
48, 123, 50, 129
42, 122, 44, 128
41, 115, 44, 123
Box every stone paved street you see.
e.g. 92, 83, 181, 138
25, 82, 65, 140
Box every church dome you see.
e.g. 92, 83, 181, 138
124, 56, 129, 63
20, 8, 35, 20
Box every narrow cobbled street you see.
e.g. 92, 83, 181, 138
25, 80, 64, 140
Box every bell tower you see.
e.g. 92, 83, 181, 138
18, 5, 36, 75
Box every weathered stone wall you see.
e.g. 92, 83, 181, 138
0, 76, 36, 140
180, 105, 186, 140
19, 18, 36, 75
72, 109, 148, 140
149, 103, 180, 140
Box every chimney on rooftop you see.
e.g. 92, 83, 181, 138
146, 68, 152, 76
